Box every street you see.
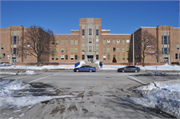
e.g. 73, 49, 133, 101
1, 71, 179, 119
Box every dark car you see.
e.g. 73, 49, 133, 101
74, 65, 96, 72
117, 66, 140, 73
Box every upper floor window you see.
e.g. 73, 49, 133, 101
71, 40, 74, 45
107, 47, 110, 52
52, 40, 55, 45
14, 36, 16, 45
82, 29, 85, 36
65, 40, 68, 45
177, 44, 179, 50
13, 48, 16, 54
61, 47, 64, 52
103, 47, 106, 52
82, 46, 84, 52
113, 47, 116, 52
56, 40, 59, 45
122, 47, 125, 52
107, 40, 110, 45
56, 48, 58, 52
164, 48, 167, 54
75, 47, 78, 52
126, 40, 129, 45
75, 40, 78, 45
65, 47, 68, 52
1, 44, 4, 50
117, 40, 120, 45
96, 29, 99, 36
164, 36, 167, 44
89, 38, 92, 43
89, 46, 92, 52
96, 46, 99, 52
113, 40, 116, 45
117, 47, 120, 52
61, 40, 64, 45
96, 39, 99, 44
122, 40, 125, 45
89, 29, 92, 35
103, 40, 106, 45
127, 47, 129, 52
71, 47, 74, 52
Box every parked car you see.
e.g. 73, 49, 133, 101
74, 65, 96, 72
117, 66, 140, 73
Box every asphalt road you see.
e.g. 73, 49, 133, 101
1, 71, 179, 119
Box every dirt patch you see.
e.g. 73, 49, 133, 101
30, 82, 53, 88
50, 105, 65, 115
105, 95, 116, 97
68, 105, 78, 112
82, 108, 88, 114
78, 93, 83, 97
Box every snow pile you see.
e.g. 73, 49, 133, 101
0, 79, 74, 109
127, 80, 180, 118
75, 61, 85, 68
146, 71, 166, 76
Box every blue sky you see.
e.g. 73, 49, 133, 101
1, 1, 179, 34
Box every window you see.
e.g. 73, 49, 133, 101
177, 44, 179, 50
96, 29, 99, 36
117, 40, 120, 45
82, 38, 85, 44
52, 40, 55, 45
61, 40, 64, 45
162, 36, 163, 44
113, 55, 116, 58
96, 46, 99, 52
107, 55, 110, 60
56, 48, 58, 52
127, 55, 129, 60
61, 55, 64, 60
89, 29, 92, 35
71, 55, 74, 60
82, 55, 85, 60
71, 40, 74, 45
107, 40, 110, 45
96, 55, 99, 60
56, 40, 59, 45
103, 40, 106, 45
122, 47, 125, 52
3, 53, 5, 59
175, 53, 178, 59
61, 47, 64, 52
89, 46, 92, 52
65, 47, 68, 52
117, 55, 120, 60
65, 40, 68, 45
14, 36, 16, 45
65, 55, 68, 60
56, 55, 58, 60
52, 55, 54, 60
117, 47, 120, 52
75, 55, 78, 60
82, 29, 85, 36
164, 36, 167, 44
75, 40, 78, 45
82, 46, 84, 52
127, 47, 129, 52
113, 47, 116, 52
1, 44, 4, 50
71, 47, 74, 52
122, 40, 125, 45
107, 47, 110, 52
0, 53, 1, 59
103, 47, 106, 52
96, 39, 99, 44
89, 38, 92, 43
179, 53, 180, 59
103, 55, 106, 60
75, 47, 78, 52
126, 40, 129, 45
113, 40, 116, 45
52, 47, 54, 52
123, 55, 125, 60
13, 48, 16, 54
164, 48, 167, 54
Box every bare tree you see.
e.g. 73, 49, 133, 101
135, 30, 157, 67
18, 25, 56, 66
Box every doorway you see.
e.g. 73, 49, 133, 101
87, 55, 94, 63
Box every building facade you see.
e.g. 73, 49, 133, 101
0, 18, 180, 65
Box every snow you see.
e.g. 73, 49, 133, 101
0, 70, 37, 75
0, 79, 74, 109
127, 80, 180, 118
75, 61, 85, 68
0, 64, 179, 71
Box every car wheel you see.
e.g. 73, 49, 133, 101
122, 70, 124, 73
76, 69, 79, 72
135, 70, 137, 73
89, 69, 92, 72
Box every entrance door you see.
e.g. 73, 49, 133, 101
87, 55, 94, 63
164, 57, 168, 63
12, 57, 16, 63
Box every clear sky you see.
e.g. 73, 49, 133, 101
1, 1, 179, 34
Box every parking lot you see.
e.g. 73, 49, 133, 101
1, 71, 179, 119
